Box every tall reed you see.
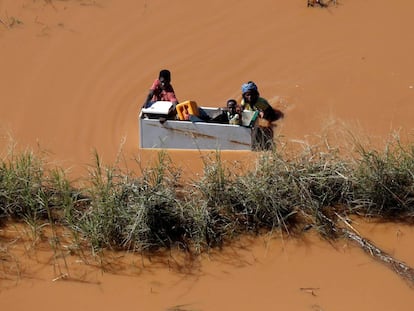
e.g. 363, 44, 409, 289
352, 137, 414, 220
72, 151, 187, 254
189, 151, 240, 249
0, 151, 47, 222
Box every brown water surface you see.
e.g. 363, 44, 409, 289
1, 220, 414, 310
1, 0, 414, 310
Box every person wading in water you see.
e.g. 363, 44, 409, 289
241, 81, 283, 150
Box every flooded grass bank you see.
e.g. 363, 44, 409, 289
1, 135, 414, 287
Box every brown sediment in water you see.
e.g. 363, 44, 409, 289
1, 220, 414, 311
1, 0, 414, 310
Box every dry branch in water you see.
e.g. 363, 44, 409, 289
344, 229, 414, 287
0, 17, 9, 29
0, 14, 22, 29
307, 0, 337, 8
319, 212, 414, 287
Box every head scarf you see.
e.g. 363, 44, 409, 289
241, 81, 258, 94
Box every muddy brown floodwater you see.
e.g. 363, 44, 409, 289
1, 0, 414, 310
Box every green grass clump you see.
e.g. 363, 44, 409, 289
0, 150, 84, 231
0, 151, 79, 225
189, 152, 240, 247
229, 152, 299, 232
0, 151, 47, 221
70, 151, 190, 254
352, 139, 414, 220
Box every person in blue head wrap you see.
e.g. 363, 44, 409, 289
241, 81, 278, 122
240, 81, 283, 150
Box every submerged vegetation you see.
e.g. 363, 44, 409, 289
1, 135, 414, 285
